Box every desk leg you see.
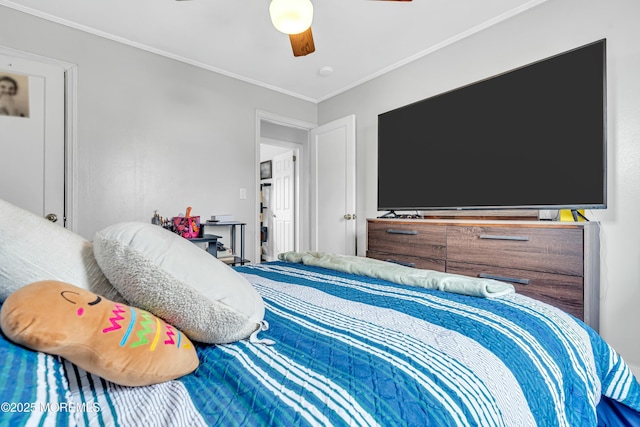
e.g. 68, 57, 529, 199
207, 238, 218, 257
230, 225, 236, 255
240, 224, 245, 264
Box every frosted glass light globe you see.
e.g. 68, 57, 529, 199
269, 0, 314, 35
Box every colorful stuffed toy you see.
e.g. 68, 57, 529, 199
0, 281, 199, 387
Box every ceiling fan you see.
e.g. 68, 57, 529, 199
271, 0, 413, 57
177, 0, 412, 57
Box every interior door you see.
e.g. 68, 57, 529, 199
310, 115, 356, 255
0, 53, 65, 226
272, 150, 296, 256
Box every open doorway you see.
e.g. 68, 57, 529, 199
255, 111, 357, 262
256, 111, 315, 263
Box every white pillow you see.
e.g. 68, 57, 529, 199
0, 198, 124, 303
92, 222, 265, 344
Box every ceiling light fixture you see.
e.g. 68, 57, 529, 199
269, 0, 314, 35
318, 66, 333, 77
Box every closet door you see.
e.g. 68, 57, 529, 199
272, 150, 296, 256
310, 114, 356, 255
0, 53, 65, 226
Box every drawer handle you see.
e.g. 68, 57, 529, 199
385, 259, 416, 268
386, 229, 418, 235
479, 273, 530, 285
479, 234, 530, 241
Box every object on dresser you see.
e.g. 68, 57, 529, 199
210, 214, 234, 223
216, 241, 235, 263
151, 210, 162, 225
150, 211, 174, 230
173, 206, 200, 238
217, 250, 236, 264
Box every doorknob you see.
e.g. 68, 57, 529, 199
45, 213, 58, 223
344, 214, 355, 220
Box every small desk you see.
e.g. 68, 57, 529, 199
187, 234, 221, 256
202, 221, 249, 265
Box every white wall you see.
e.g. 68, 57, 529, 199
0, 6, 317, 262
318, 0, 640, 375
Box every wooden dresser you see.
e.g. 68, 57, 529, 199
367, 218, 600, 330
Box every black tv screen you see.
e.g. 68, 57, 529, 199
377, 39, 607, 213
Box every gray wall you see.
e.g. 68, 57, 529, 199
0, 6, 317, 263
318, 0, 640, 374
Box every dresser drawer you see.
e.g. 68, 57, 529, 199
366, 219, 599, 329
447, 226, 584, 276
367, 221, 447, 260
447, 261, 584, 319
367, 250, 446, 272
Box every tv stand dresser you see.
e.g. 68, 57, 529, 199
366, 218, 600, 331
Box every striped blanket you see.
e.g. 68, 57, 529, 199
1, 261, 639, 426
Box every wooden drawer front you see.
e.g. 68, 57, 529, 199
367, 250, 446, 272
447, 261, 584, 320
447, 226, 584, 276
367, 221, 446, 259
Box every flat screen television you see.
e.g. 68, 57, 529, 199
377, 39, 607, 215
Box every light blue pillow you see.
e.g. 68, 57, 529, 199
0, 198, 124, 303
93, 222, 265, 344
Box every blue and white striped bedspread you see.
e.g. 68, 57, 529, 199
222, 262, 640, 426
1, 261, 639, 426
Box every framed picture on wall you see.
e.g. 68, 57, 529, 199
260, 160, 272, 180
0, 72, 30, 118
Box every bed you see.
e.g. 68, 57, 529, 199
2, 259, 640, 427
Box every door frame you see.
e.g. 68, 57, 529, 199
0, 45, 78, 231
255, 110, 316, 264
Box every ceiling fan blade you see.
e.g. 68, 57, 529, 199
289, 27, 315, 57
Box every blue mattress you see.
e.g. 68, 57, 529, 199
1, 261, 639, 426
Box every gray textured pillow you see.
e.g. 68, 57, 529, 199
0, 198, 124, 303
92, 222, 265, 344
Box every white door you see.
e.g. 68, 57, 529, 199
310, 115, 356, 255
0, 53, 65, 226
272, 150, 296, 256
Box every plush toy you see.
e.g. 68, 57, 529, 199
0, 281, 199, 387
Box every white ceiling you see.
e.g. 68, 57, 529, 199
1, 0, 547, 102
